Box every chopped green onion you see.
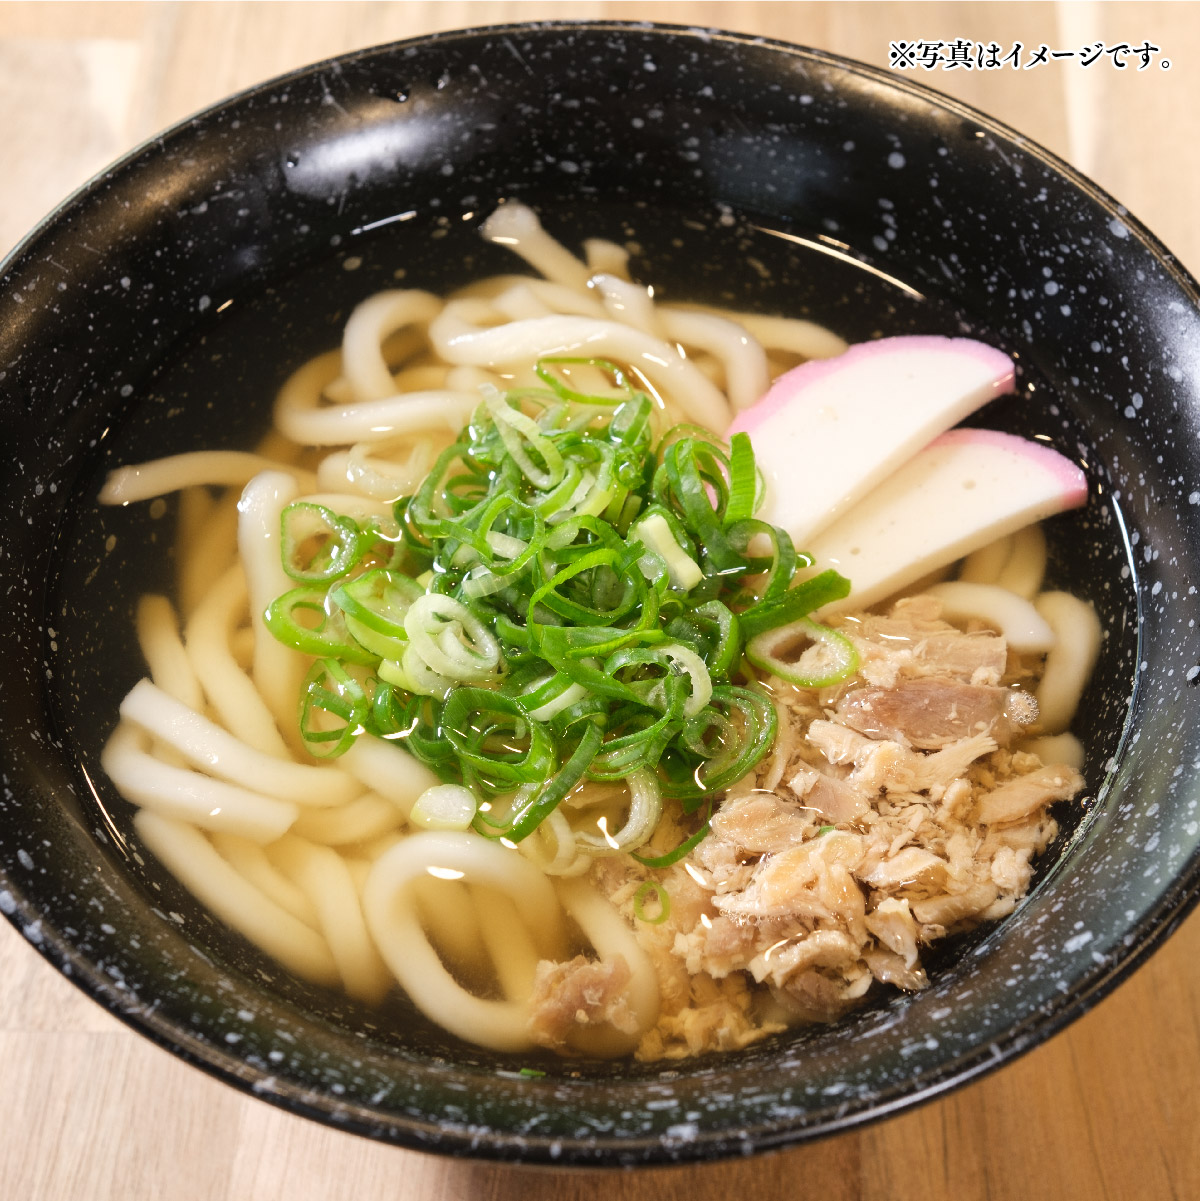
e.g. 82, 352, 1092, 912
504, 721, 605, 842
535, 356, 641, 405
404, 593, 504, 684
665, 601, 740, 679
634, 512, 704, 591
571, 769, 662, 854
737, 569, 852, 642
745, 617, 859, 688
725, 518, 797, 602
632, 801, 713, 868
263, 355, 856, 853
633, 880, 672, 924
483, 388, 564, 490
343, 613, 408, 661
440, 688, 555, 792
280, 502, 369, 582
513, 673, 589, 722
264, 587, 377, 665
410, 784, 479, 831
332, 568, 422, 637
722, 432, 759, 526
298, 659, 369, 758
661, 686, 778, 805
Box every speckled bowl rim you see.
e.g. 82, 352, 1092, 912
1, 19, 1197, 1167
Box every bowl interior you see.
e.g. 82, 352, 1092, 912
1, 23, 1198, 1165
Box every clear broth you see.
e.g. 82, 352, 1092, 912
45, 201, 1139, 1070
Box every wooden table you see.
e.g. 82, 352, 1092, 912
2, 3, 1197, 1198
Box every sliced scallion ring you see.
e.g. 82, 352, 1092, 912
280, 501, 369, 582
631, 803, 713, 869
633, 880, 672, 924
745, 616, 859, 688
298, 659, 369, 758
332, 568, 423, 638
404, 593, 503, 684
264, 587, 377, 665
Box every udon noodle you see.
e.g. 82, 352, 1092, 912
100, 205, 1099, 1059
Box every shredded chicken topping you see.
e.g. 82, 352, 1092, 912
586, 595, 1086, 1060
527, 955, 639, 1050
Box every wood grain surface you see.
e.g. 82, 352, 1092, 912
2, 4, 1198, 1199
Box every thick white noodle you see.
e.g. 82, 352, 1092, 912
135, 595, 204, 712
583, 237, 631, 279
339, 735, 442, 817
445, 364, 503, 393
209, 832, 321, 929
1023, 732, 1086, 771
273, 344, 478, 446
268, 834, 392, 1004
1035, 591, 1101, 734
658, 307, 771, 413
492, 282, 587, 323
278, 385, 478, 446
103, 723, 298, 842
411, 876, 488, 971
184, 563, 290, 758
314, 450, 355, 493
921, 582, 1057, 654
484, 286, 546, 324
456, 273, 561, 303
959, 534, 1014, 585
291, 793, 405, 846
554, 878, 661, 1057
341, 290, 442, 401
481, 203, 593, 292
593, 273, 665, 338
120, 678, 360, 807
473, 886, 541, 1002
517, 805, 591, 877
495, 278, 608, 320
99, 451, 316, 505
237, 470, 308, 738
273, 347, 341, 430
996, 524, 1048, 599
363, 831, 565, 1052
679, 306, 850, 361
317, 438, 438, 503
569, 771, 663, 857
134, 811, 339, 987
427, 305, 732, 430
178, 490, 241, 618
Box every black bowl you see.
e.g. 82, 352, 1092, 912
1, 22, 1198, 1167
